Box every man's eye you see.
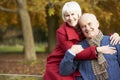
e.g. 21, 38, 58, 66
88, 22, 91, 26
81, 26, 85, 29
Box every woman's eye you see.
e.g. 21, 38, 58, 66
65, 15, 69, 17
71, 13, 74, 15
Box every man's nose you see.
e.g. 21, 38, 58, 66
86, 25, 90, 30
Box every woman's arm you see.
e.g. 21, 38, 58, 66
57, 30, 119, 60
75, 46, 97, 60
57, 31, 97, 60
74, 45, 116, 60
75, 32, 120, 60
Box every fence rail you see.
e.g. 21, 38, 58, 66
0, 74, 43, 80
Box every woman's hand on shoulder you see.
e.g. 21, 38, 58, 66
70, 45, 84, 55
96, 45, 117, 54
110, 33, 120, 45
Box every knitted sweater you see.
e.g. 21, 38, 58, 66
60, 36, 120, 80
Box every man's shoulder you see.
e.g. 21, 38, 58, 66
101, 35, 111, 45
102, 35, 110, 40
78, 40, 88, 48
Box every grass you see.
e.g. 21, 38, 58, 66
0, 46, 23, 52
0, 44, 46, 52
0, 74, 43, 80
0, 43, 47, 80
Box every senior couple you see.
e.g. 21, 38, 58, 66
44, 1, 120, 80
60, 13, 120, 80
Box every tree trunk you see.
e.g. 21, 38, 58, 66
45, 3, 59, 52
16, 0, 37, 61
47, 15, 57, 52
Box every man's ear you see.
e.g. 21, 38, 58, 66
96, 20, 99, 28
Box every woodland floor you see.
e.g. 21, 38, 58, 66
0, 52, 49, 76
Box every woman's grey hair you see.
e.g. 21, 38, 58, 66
62, 1, 82, 22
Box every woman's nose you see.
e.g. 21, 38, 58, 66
69, 15, 73, 19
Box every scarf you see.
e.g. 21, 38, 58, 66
86, 30, 108, 80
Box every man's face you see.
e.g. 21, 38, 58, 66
79, 14, 99, 39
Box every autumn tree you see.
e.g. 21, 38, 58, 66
75, 0, 120, 34
0, 0, 36, 61
16, 0, 36, 61
45, 0, 62, 52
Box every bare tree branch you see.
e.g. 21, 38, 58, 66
0, 6, 17, 13
0, 0, 8, 5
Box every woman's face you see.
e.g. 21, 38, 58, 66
64, 11, 79, 27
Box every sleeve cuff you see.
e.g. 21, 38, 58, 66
68, 49, 76, 56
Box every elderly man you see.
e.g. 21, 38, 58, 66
59, 13, 120, 80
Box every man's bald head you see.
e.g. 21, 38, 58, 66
79, 13, 100, 38
79, 13, 98, 26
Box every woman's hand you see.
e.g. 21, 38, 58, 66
96, 45, 117, 54
110, 33, 120, 45
70, 45, 84, 55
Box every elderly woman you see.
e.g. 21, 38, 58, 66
60, 13, 120, 80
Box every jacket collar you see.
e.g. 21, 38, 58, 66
64, 23, 80, 41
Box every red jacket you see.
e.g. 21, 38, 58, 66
43, 22, 97, 80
